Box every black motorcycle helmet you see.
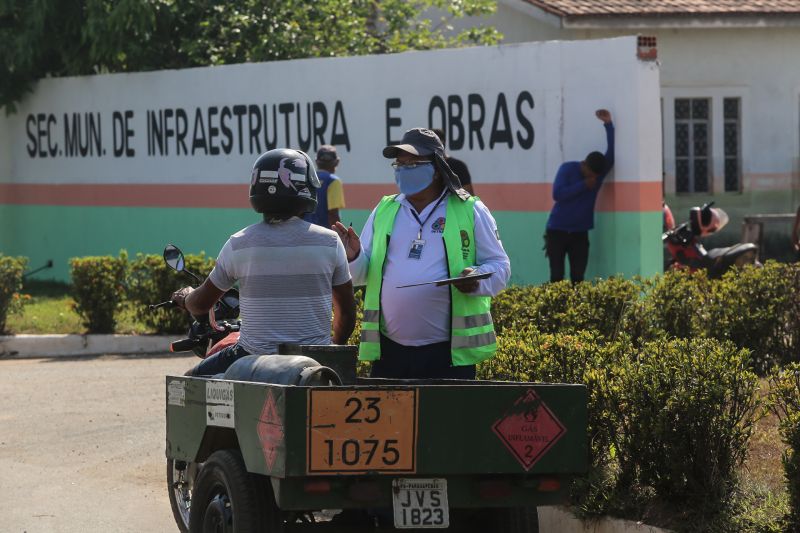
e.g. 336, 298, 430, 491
249, 148, 321, 217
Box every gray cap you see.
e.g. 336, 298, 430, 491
382, 128, 444, 159
316, 145, 339, 162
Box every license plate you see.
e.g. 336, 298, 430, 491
392, 478, 449, 529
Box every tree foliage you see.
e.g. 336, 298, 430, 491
0, 0, 501, 112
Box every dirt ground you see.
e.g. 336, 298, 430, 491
0, 353, 196, 533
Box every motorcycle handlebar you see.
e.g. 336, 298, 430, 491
149, 300, 176, 311
170, 338, 201, 353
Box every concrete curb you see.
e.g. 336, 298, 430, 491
0, 334, 175, 358
538, 506, 672, 533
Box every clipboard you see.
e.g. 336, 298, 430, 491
396, 271, 493, 289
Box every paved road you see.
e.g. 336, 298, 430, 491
0, 353, 195, 533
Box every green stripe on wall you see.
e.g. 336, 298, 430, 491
0, 205, 661, 284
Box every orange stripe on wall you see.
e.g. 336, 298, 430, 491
0, 181, 662, 212
0, 183, 252, 209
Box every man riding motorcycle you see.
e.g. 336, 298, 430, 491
171, 148, 356, 376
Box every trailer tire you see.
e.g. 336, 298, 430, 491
188, 450, 268, 533
168, 459, 199, 533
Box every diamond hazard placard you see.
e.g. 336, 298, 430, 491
257, 390, 284, 472
492, 389, 566, 470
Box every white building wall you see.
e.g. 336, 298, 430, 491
484, 4, 800, 198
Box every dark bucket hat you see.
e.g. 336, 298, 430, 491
382, 128, 445, 159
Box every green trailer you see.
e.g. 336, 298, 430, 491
165, 346, 587, 532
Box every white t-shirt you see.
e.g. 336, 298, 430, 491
209, 217, 351, 355
350, 191, 511, 346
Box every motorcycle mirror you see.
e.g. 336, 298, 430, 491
163, 244, 203, 284
163, 244, 185, 272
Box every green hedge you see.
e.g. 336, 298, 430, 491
491, 277, 640, 339
711, 262, 800, 372
622, 269, 712, 344
479, 327, 627, 467
127, 252, 215, 334
69, 252, 128, 333
479, 331, 761, 510
493, 262, 800, 374
610, 338, 761, 502
770, 363, 800, 528
0, 255, 28, 333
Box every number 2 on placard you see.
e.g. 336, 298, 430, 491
345, 396, 381, 423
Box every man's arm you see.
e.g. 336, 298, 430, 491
171, 241, 233, 315
453, 201, 511, 296
326, 179, 345, 227
552, 164, 589, 202
332, 280, 356, 344
171, 278, 226, 316
334, 207, 378, 287
596, 109, 615, 179
792, 205, 800, 251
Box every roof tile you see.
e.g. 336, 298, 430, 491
526, 0, 800, 17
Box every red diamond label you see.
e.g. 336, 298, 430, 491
257, 390, 284, 472
492, 389, 566, 471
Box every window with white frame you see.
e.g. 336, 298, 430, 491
723, 97, 741, 192
674, 98, 711, 193
666, 92, 745, 195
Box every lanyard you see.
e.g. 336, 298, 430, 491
409, 192, 447, 240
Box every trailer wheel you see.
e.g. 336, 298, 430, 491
168, 459, 199, 533
188, 450, 268, 533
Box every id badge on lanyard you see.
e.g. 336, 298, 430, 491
407, 193, 446, 261
408, 238, 426, 260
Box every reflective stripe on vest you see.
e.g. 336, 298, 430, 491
359, 194, 496, 366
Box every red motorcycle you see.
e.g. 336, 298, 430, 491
150, 244, 240, 358
663, 202, 759, 278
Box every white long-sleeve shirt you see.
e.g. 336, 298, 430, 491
350, 191, 511, 346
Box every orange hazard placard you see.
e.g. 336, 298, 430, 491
307, 389, 418, 474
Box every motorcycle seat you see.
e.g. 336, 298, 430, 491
706, 243, 757, 260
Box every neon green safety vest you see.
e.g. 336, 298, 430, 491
359, 194, 497, 366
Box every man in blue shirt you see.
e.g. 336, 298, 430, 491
305, 145, 346, 227
545, 109, 614, 282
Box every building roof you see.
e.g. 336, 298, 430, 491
525, 0, 800, 18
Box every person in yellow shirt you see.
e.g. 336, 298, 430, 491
304, 145, 346, 227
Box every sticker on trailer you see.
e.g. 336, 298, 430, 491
167, 380, 185, 407
306, 388, 418, 474
492, 389, 566, 470
205, 381, 235, 428
257, 389, 284, 472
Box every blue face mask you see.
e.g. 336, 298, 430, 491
394, 163, 435, 196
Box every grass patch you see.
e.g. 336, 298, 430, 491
7, 283, 157, 335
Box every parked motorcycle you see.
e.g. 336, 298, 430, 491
150, 244, 240, 358
663, 202, 759, 278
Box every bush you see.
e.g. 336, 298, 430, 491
491, 277, 641, 339
769, 363, 800, 528
70, 252, 128, 333
482, 324, 764, 518
0, 255, 28, 333
479, 327, 628, 467
710, 262, 800, 372
127, 252, 215, 334
611, 337, 762, 503
622, 269, 712, 344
